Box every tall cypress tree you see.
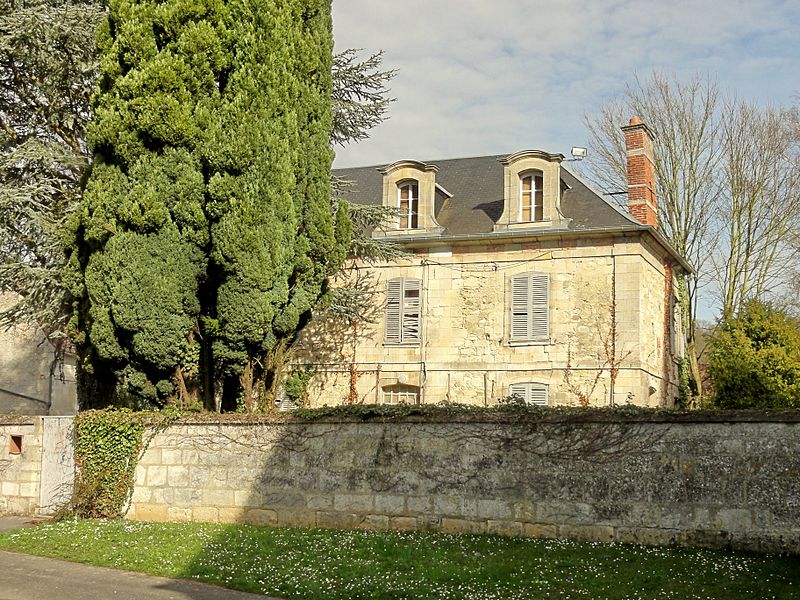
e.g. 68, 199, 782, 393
67, 0, 347, 409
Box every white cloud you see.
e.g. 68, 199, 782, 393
332, 0, 800, 167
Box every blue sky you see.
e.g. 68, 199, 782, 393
331, 0, 800, 168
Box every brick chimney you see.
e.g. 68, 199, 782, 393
621, 116, 657, 227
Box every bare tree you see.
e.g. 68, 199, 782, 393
715, 101, 800, 318
584, 72, 800, 405
583, 72, 722, 403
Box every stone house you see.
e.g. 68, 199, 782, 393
0, 293, 77, 416
295, 118, 690, 408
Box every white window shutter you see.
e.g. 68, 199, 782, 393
508, 382, 548, 406
509, 383, 527, 402
528, 383, 548, 406
384, 279, 402, 343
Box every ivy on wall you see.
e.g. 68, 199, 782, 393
69, 409, 178, 518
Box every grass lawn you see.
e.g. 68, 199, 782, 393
0, 519, 797, 599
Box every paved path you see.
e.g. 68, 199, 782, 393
0, 517, 279, 600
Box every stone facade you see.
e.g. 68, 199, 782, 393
295, 231, 681, 408
0, 420, 42, 515
125, 415, 800, 552
0, 293, 78, 416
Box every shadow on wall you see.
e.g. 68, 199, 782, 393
124, 414, 800, 596
292, 267, 384, 404
0, 319, 77, 416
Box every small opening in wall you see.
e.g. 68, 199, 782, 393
9, 434, 22, 455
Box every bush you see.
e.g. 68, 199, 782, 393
708, 300, 800, 409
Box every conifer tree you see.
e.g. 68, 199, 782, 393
68, 0, 348, 409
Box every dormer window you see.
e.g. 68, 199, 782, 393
377, 161, 443, 236
495, 150, 567, 231
520, 172, 544, 222
398, 181, 419, 229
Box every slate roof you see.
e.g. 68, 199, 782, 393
333, 153, 642, 236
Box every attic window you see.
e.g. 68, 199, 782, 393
9, 434, 22, 455
398, 181, 419, 229
520, 172, 543, 222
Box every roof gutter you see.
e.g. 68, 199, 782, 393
378, 225, 693, 274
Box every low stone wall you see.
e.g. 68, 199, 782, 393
128, 413, 800, 552
0, 420, 42, 515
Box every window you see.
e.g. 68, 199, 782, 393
510, 272, 549, 342
385, 278, 421, 344
398, 181, 419, 229
520, 172, 544, 222
508, 382, 548, 406
383, 384, 420, 405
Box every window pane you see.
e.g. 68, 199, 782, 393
534, 189, 543, 221
521, 192, 532, 221
383, 384, 419, 405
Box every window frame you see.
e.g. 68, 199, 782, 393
519, 171, 544, 222
384, 277, 422, 345
508, 382, 548, 406
509, 271, 550, 344
382, 384, 420, 405
397, 181, 419, 229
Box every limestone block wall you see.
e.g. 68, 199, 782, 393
295, 233, 679, 408
128, 414, 800, 552
0, 420, 42, 515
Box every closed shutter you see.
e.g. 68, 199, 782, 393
508, 382, 548, 406
385, 278, 421, 344
529, 273, 549, 339
511, 275, 530, 340
528, 383, 548, 406
510, 272, 549, 341
385, 278, 402, 343
509, 383, 528, 402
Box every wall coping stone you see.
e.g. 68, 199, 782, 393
165, 408, 800, 426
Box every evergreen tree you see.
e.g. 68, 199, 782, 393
0, 0, 102, 344
708, 300, 800, 409
68, 0, 348, 409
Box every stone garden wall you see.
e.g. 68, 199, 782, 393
0, 419, 42, 515
127, 412, 800, 552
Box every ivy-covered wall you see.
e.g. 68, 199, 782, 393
126, 411, 800, 552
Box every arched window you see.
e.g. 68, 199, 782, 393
398, 181, 419, 229
520, 172, 544, 222
383, 384, 420, 405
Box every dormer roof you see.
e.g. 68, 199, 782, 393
334, 153, 639, 236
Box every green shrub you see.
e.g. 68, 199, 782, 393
708, 300, 800, 409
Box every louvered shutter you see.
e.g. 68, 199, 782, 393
509, 383, 527, 403
508, 383, 548, 406
401, 279, 421, 341
529, 273, 549, 339
510, 273, 549, 341
511, 275, 530, 341
384, 279, 402, 343
528, 383, 548, 406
